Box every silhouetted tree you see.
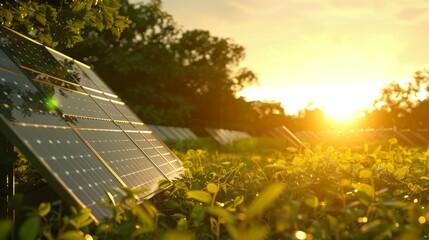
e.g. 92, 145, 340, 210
296, 107, 328, 131
365, 70, 429, 129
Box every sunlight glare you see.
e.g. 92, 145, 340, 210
238, 81, 384, 123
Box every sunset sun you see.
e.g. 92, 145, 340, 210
238, 81, 384, 124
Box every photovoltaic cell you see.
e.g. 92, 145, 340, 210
92, 97, 129, 121
77, 129, 166, 195
0, 28, 76, 84
76, 63, 116, 95
0, 48, 22, 73
133, 123, 153, 132
140, 131, 183, 172
0, 27, 183, 222
114, 102, 142, 123
47, 49, 101, 91
11, 125, 123, 219
53, 89, 110, 119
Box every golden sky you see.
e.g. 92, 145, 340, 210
162, 0, 429, 118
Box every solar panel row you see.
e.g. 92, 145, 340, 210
272, 127, 429, 147
0, 27, 183, 222
205, 128, 251, 146
147, 125, 198, 141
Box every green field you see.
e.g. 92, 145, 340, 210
2, 138, 429, 240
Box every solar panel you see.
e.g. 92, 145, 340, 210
205, 128, 252, 146
147, 125, 169, 141
0, 27, 183, 222
181, 128, 198, 140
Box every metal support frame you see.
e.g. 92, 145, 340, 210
0, 133, 16, 222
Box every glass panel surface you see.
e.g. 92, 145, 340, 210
77, 64, 115, 94
0, 28, 76, 83
78, 129, 167, 192
12, 125, 123, 220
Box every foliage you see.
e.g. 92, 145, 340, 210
364, 70, 429, 129
59, 0, 262, 130
0, 0, 131, 48
4, 139, 429, 239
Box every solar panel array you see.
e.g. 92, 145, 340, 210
205, 128, 251, 146
265, 126, 304, 148
147, 125, 198, 141
0, 27, 183, 222
270, 127, 429, 147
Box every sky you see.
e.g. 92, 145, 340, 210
160, 0, 429, 119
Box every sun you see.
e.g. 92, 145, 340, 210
238, 82, 384, 125
320, 99, 360, 124
303, 84, 378, 125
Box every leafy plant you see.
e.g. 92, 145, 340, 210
4, 138, 429, 239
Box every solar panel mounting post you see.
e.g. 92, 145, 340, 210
0, 133, 16, 227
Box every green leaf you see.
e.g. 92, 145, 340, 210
340, 178, 351, 187
35, 13, 47, 25
182, 161, 193, 168
352, 183, 374, 199
388, 138, 398, 145
247, 183, 285, 219
38, 202, 51, 217
0, 220, 13, 240
206, 183, 218, 194
158, 179, 172, 189
58, 230, 85, 240
190, 204, 205, 223
234, 196, 244, 206
359, 169, 373, 178
176, 218, 188, 231
76, 208, 92, 222
305, 196, 319, 209
206, 206, 235, 224
394, 166, 409, 180
136, 207, 155, 232
18, 216, 41, 240
186, 191, 212, 203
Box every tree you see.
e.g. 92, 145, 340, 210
363, 70, 429, 128
0, 0, 130, 48
172, 30, 257, 128
297, 107, 327, 131
250, 101, 294, 134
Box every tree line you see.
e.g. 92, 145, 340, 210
2, 0, 429, 134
